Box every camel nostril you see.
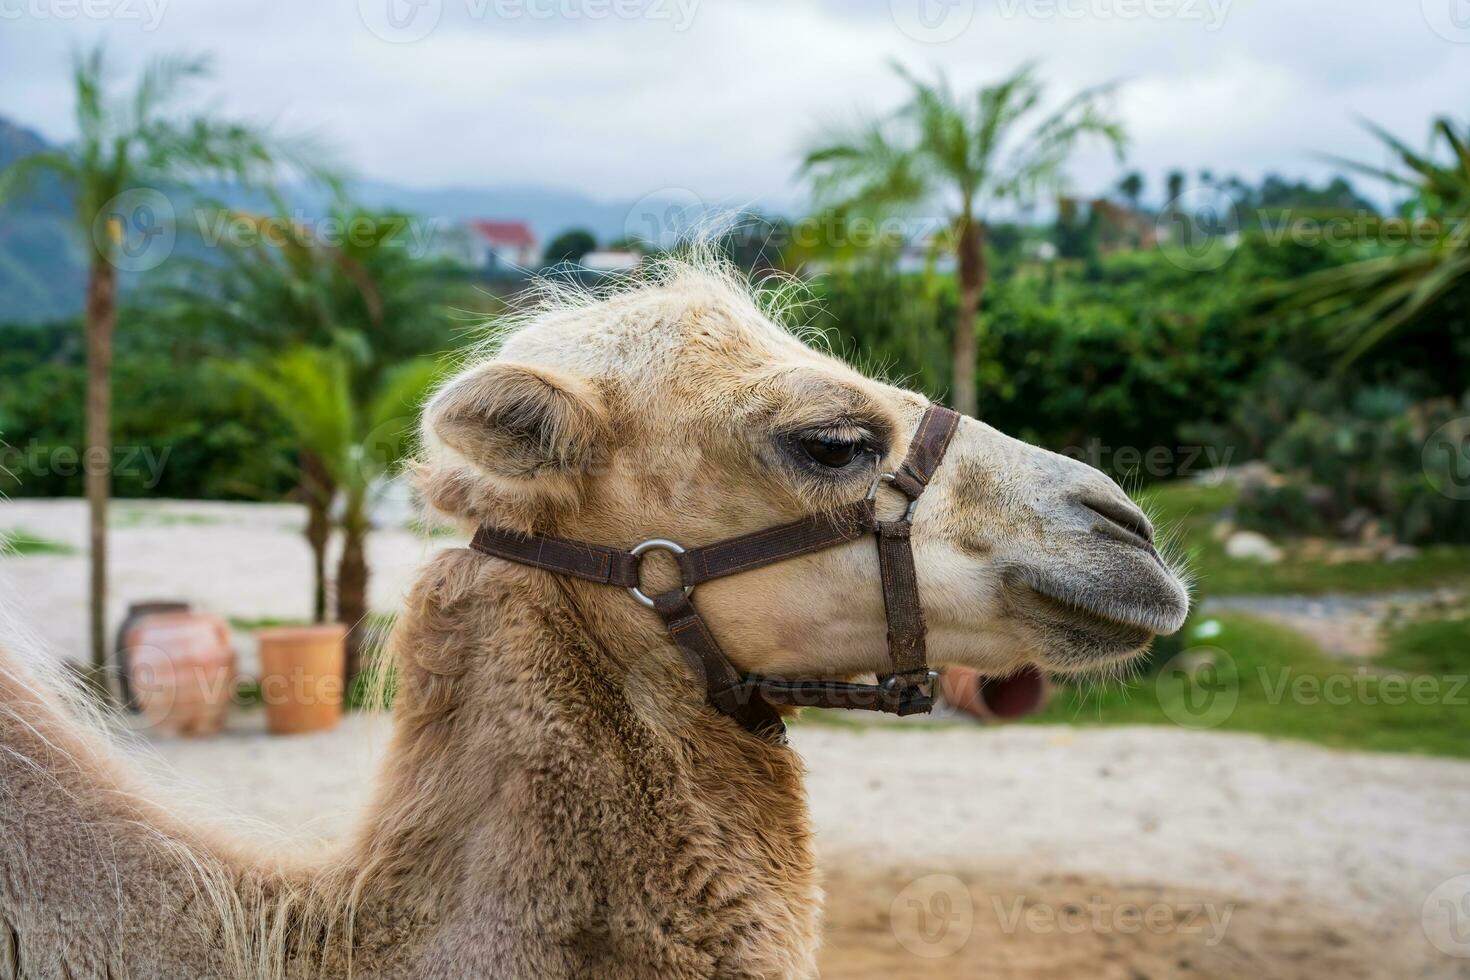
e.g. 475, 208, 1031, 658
1079, 494, 1155, 550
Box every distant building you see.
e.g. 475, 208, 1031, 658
426, 220, 540, 275
466, 220, 540, 271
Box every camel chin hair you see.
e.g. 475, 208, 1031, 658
0, 251, 1187, 979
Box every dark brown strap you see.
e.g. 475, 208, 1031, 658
898, 404, 961, 490
677, 499, 876, 585
750, 677, 934, 716
653, 591, 787, 741
470, 525, 641, 587
876, 518, 927, 679
870, 405, 959, 706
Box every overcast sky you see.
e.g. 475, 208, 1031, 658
2, 0, 1466, 211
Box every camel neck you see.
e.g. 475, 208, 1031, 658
340, 548, 819, 977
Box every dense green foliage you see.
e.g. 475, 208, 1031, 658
809, 234, 1349, 479
0, 317, 299, 499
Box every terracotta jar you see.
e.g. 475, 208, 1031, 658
256, 624, 347, 735
115, 600, 191, 712
123, 611, 236, 737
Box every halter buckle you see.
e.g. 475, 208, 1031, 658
880, 670, 941, 716
628, 538, 693, 609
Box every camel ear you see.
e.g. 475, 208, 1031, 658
426, 361, 608, 480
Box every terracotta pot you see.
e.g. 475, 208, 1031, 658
940, 665, 1051, 722
115, 600, 191, 712
123, 611, 236, 737
256, 624, 347, 735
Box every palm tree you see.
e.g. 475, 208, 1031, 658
1117, 171, 1145, 211
231, 347, 442, 685
0, 48, 308, 688
800, 64, 1125, 416
1166, 170, 1186, 205
1276, 116, 1470, 365
168, 199, 452, 625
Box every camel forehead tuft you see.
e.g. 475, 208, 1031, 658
490, 256, 822, 386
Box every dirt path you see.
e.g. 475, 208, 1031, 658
131, 715, 1470, 978
1202, 591, 1464, 660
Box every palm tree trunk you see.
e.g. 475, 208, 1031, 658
952, 218, 988, 418
300, 452, 333, 624
335, 517, 369, 692
85, 258, 116, 692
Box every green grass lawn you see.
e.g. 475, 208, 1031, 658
1378, 614, 1470, 676
1141, 482, 1470, 596
0, 527, 75, 555
1029, 612, 1470, 759
801, 612, 1470, 760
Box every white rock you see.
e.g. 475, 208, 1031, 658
1225, 530, 1283, 563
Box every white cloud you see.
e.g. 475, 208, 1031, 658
0, 0, 1465, 208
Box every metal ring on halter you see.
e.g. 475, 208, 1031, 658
866, 472, 920, 521
628, 538, 693, 609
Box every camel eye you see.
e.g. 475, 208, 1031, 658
800, 436, 862, 469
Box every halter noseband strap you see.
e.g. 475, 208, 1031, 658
469, 404, 962, 742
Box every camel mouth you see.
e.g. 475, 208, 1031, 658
1001, 558, 1190, 668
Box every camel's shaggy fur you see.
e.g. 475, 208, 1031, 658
0, 255, 1188, 978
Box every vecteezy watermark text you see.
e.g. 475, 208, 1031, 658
0, 441, 171, 489
358, 0, 698, 43
991, 894, 1234, 946
992, 0, 1230, 30
1060, 440, 1234, 479
0, 0, 167, 29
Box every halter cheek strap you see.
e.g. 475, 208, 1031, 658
470, 404, 962, 742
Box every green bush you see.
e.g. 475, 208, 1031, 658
0, 318, 300, 500
1228, 381, 1470, 544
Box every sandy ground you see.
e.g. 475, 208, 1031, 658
129, 713, 1470, 978
8, 498, 1470, 977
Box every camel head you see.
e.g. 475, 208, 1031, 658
418, 259, 1189, 689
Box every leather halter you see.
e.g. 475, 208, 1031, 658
469, 404, 962, 742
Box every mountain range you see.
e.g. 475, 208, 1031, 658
0, 115, 742, 323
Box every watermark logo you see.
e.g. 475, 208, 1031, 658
1155, 646, 1238, 729
890, 873, 974, 958
358, 0, 443, 43
890, 0, 975, 43
1423, 874, 1470, 958
1156, 187, 1239, 271
622, 187, 706, 249
1422, 0, 1470, 43
1423, 416, 1470, 501
93, 188, 175, 273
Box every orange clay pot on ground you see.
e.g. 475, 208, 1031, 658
256, 624, 347, 736
123, 611, 236, 737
